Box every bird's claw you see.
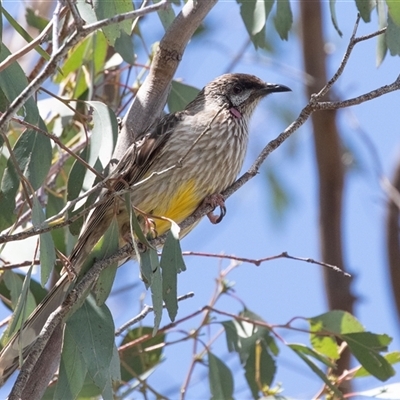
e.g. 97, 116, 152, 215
204, 194, 226, 224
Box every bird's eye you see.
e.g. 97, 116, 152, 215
232, 85, 243, 94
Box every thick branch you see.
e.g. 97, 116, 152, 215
114, 0, 218, 161
386, 155, 400, 323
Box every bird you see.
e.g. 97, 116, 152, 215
0, 73, 290, 384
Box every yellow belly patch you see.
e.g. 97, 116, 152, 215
149, 178, 203, 236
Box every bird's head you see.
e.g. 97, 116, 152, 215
201, 73, 291, 120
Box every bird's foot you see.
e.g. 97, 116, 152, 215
204, 193, 226, 224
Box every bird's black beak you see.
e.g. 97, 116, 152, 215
262, 83, 292, 94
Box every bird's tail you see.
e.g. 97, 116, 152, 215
0, 273, 74, 385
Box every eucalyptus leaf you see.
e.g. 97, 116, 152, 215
168, 80, 200, 113
208, 352, 234, 400
120, 326, 165, 383
93, 218, 119, 305
150, 265, 163, 335
355, 351, 400, 378
355, 0, 375, 22
160, 227, 186, 321
329, 0, 343, 37
274, 0, 293, 41
386, 15, 400, 56
66, 297, 116, 397
54, 325, 88, 400
387, 0, 400, 27
290, 344, 343, 398
1, 267, 34, 344
343, 332, 394, 381
94, 0, 133, 45
308, 310, 365, 335
376, 0, 388, 66
32, 195, 56, 286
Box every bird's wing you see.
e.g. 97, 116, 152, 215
69, 111, 183, 271
0, 111, 184, 385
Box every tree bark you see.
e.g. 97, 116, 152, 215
300, 0, 355, 388
114, 0, 218, 161
386, 156, 400, 323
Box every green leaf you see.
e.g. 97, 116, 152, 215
238, 0, 267, 35
2, 9, 49, 62
237, 0, 274, 48
150, 265, 163, 335
289, 343, 336, 369
309, 330, 340, 360
32, 195, 56, 286
221, 309, 278, 398
386, 0, 400, 26
244, 340, 276, 398
92, 217, 119, 305
167, 80, 200, 113
120, 326, 165, 383
86, 100, 119, 168
155, 0, 175, 30
140, 247, 159, 288
308, 310, 365, 335
67, 146, 89, 235
114, 31, 136, 65
0, 3, 2, 46
342, 332, 394, 381
25, 7, 50, 31
376, 0, 388, 66
0, 272, 47, 312
386, 14, 400, 56
76, 0, 98, 24
0, 43, 39, 123
94, 0, 133, 45
54, 324, 88, 400
329, 0, 343, 37
355, 0, 375, 22
0, 159, 18, 231
160, 228, 186, 322
125, 193, 153, 248
13, 126, 52, 189
274, 0, 293, 40
208, 352, 234, 400
0, 153, 7, 184
66, 147, 88, 202
46, 192, 67, 255
355, 351, 400, 377
1, 267, 35, 344
55, 32, 108, 100
66, 296, 116, 398
290, 344, 343, 398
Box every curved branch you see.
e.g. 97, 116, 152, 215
114, 0, 218, 160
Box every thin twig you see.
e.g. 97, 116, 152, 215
0, 18, 54, 74
0, 1, 168, 134
115, 292, 195, 336
183, 251, 350, 276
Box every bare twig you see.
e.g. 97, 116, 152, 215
183, 251, 350, 276
115, 292, 195, 336
0, 20, 53, 73
0, 1, 168, 134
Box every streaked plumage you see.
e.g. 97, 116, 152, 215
0, 73, 290, 384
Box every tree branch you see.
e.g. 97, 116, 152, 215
114, 0, 218, 161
